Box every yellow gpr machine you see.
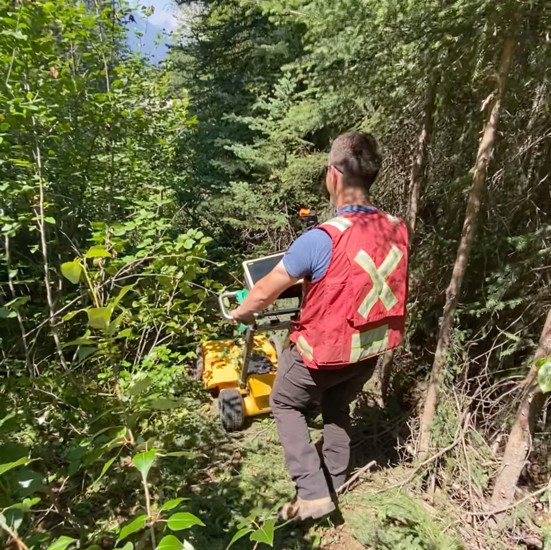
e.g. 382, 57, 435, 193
196, 253, 301, 431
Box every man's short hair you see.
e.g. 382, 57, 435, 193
329, 132, 382, 192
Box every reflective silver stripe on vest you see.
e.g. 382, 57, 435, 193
350, 325, 389, 363
354, 246, 404, 318
322, 216, 353, 232
296, 334, 314, 361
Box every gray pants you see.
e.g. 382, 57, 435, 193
269, 344, 376, 500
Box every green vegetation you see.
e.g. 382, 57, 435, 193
1, 0, 551, 549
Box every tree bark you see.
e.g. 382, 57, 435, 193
490, 309, 551, 509
375, 76, 439, 406
417, 32, 518, 460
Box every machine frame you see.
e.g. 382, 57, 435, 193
198, 263, 301, 431
197, 208, 315, 431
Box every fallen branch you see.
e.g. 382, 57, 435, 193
337, 460, 377, 495
465, 484, 550, 517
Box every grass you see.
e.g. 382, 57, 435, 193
185, 415, 325, 550
181, 384, 542, 550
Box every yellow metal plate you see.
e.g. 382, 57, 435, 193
243, 372, 276, 416
247, 372, 274, 398
202, 339, 240, 391
201, 334, 278, 394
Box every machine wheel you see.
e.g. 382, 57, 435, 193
218, 388, 245, 432
190, 345, 204, 381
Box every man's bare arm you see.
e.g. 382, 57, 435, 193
229, 260, 299, 323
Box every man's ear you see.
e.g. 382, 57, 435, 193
326, 166, 335, 191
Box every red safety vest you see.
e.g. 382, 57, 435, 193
289, 210, 409, 369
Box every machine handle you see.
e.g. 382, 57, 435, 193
218, 291, 299, 323
257, 307, 300, 318
218, 291, 239, 321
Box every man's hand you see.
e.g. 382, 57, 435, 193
228, 307, 255, 325
228, 260, 299, 323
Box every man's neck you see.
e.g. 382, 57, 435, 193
336, 185, 370, 208
335, 195, 371, 210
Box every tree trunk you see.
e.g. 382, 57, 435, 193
375, 76, 439, 406
417, 32, 518, 460
407, 74, 439, 235
490, 309, 551, 509
31, 119, 68, 371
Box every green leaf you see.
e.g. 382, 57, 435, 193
78, 346, 97, 362
0, 307, 16, 319
249, 519, 275, 546
0, 411, 16, 429
537, 358, 551, 393
150, 398, 180, 410
63, 334, 95, 346
61, 261, 82, 284
45, 536, 76, 550
225, 527, 253, 550
160, 498, 186, 512
107, 312, 126, 337
89, 456, 117, 491
85, 245, 111, 258
61, 309, 87, 323
87, 307, 112, 331
0, 457, 37, 477
44, 216, 56, 225
132, 449, 158, 479
116, 328, 133, 339
116, 515, 148, 543
127, 376, 152, 396
167, 512, 205, 531
110, 284, 135, 311
6, 497, 41, 511
156, 535, 183, 550
4, 296, 30, 309
117, 544, 133, 550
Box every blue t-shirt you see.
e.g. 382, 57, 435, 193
283, 205, 378, 282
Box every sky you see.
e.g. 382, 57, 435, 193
126, 0, 182, 62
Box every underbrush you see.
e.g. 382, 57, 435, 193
2, 358, 548, 550
334, 377, 549, 550
0, 358, 226, 548
346, 490, 463, 550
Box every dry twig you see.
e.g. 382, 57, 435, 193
337, 460, 377, 495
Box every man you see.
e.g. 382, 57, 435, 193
230, 132, 409, 521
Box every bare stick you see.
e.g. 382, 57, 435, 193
27, 94, 68, 370
466, 483, 550, 517
142, 476, 156, 548
337, 460, 377, 495
0, 523, 30, 550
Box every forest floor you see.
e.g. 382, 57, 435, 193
182, 381, 548, 550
